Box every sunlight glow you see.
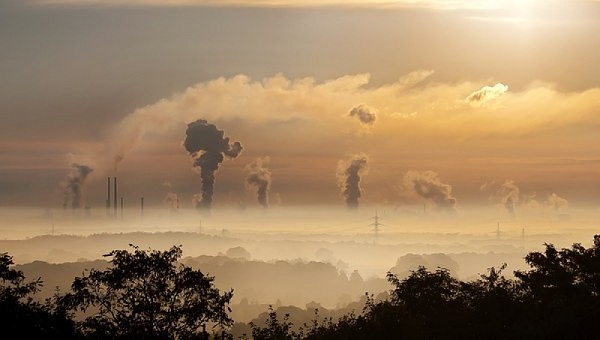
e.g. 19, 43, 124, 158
28, 0, 552, 11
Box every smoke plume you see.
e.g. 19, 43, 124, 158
349, 104, 376, 125
191, 193, 202, 209
337, 153, 369, 210
499, 180, 520, 219
400, 170, 457, 212
60, 163, 94, 209
162, 181, 179, 210
546, 193, 568, 211
245, 157, 272, 208
183, 119, 243, 210
480, 179, 522, 218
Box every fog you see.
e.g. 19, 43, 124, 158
2, 204, 598, 319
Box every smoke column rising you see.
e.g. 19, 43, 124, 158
337, 153, 369, 210
183, 119, 243, 210
499, 180, 520, 219
401, 170, 457, 212
60, 163, 94, 209
245, 157, 272, 208
546, 193, 568, 211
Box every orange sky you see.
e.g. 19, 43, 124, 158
0, 0, 599, 213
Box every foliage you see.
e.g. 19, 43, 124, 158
250, 305, 297, 340
251, 234, 600, 340
3, 234, 600, 339
62, 244, 233, 339
514, 235, 600, 338
0, 252, 80, 339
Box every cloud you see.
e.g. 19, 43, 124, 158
28, 0, 521, 9
397, 69, 435, 89
465, 83, 508, 106
102, 71, 600, 177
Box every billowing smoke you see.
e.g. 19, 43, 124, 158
163, 192, 179, 211
400, 170, 457, 212
481, 179, 521, 218
245, 157, 272, 208
465, 83, 508, 105
162, 181, 179, 210
183, 119, 243, 210
337, 153, 369, 210
546, 193, 568, 211
191, 193, 202, 209
60, 163, 94, 209
499, 180, 520, 219
349, 104, 376, 125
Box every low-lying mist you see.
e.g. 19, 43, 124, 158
2, 204, 598, 316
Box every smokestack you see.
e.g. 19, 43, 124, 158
141, 197, 144, 219
113, 177, 117, 216
120, 196, 124, 218
107, 177, 111, 212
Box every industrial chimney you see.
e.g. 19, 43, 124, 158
106, 177, 111, 214
113, 177, 117, 216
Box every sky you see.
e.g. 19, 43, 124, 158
1, 0, 599, 216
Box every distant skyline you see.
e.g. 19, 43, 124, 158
1, 0, 599, 213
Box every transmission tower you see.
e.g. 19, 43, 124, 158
496, 221, 500, 240
370, 210, 384, 244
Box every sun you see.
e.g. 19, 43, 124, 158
509, 0, 536, 18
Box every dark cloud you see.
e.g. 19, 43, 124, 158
183, 119, 243, 210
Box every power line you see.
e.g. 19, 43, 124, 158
370, 210, 383, 243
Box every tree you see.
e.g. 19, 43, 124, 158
250, 305, 297, 340
514, 236, 600, 339
0, 252, 80, 339
63, 244, 233, 339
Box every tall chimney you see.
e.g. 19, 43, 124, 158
140, 197, 144, 219
113, 177, 118, 216
107, 177, 111, 211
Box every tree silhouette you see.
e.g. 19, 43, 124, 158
514, 235, 600, 339
0, 252, 79, 339
62, 244, 233, 339
250, 305, 296, 340
251, 235, 600, 339
4, 235, 600, 339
